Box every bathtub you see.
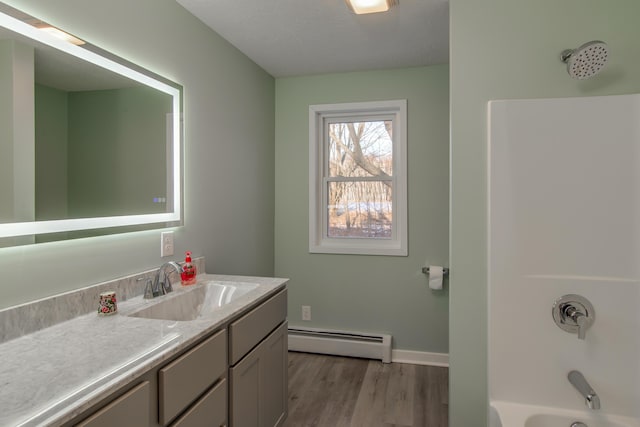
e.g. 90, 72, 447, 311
490, 401, 640, 427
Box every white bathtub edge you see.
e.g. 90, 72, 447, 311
490, 400, 640, 427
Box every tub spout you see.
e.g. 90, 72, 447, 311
568, 370, 600, 410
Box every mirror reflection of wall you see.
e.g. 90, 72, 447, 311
0, 39, 35, 228
35, 84, 172, 220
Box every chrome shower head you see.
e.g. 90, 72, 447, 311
560, 41, 609, 80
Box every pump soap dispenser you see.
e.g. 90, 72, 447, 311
181, 251, 197, 285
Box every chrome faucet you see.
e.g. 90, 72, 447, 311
552, 295, 595, 340
568, 370, 600, 410
143, 261, 182, 299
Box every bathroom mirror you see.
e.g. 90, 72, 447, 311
0, 3, 183, 247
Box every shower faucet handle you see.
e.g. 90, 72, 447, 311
576, 314, 589, 340
564, 305, 591, 340
552, 295, 595, 340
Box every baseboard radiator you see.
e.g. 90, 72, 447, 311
288, 327, 392, 363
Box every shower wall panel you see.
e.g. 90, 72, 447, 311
488, 94, 640, 418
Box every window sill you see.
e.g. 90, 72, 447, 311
309, 240, 407, 256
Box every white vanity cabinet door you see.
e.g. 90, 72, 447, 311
75, 381, 150, 427
230, 321, 288, 427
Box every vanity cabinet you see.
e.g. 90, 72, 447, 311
70, 287, 287, 427
229, 290, 288, 427
71, 329, 228, 427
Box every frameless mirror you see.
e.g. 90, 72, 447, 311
0, 2, 183, 247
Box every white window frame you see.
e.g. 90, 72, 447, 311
309, 100, 407, 256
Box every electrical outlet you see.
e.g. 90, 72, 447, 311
302, 305, 311, 321
161, 231, 174, 257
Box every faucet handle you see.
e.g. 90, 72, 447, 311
138, 277, 154, 299
563, 304, 592, 340
156, 261, 182, 295
552, 295, 595, 340
575, 314, 591, 340
159, 275, 173, 295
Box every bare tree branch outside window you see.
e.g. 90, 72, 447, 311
327, 121, 393, 238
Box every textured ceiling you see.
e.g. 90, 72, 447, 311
176, 0, 449, 77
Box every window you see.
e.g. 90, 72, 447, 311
309, 100, 407, 256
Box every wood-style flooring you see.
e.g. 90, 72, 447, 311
282, 352, 448, 427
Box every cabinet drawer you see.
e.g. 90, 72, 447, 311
229, 289, 287, 365
75, 381, 150, 427
170, 378, 227, 427
159, 329, 227, 425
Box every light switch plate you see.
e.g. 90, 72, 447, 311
161, 231, 174, 257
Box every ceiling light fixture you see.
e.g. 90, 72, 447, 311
345, 0, 398, 15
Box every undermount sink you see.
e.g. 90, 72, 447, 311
128, 281, 259, 321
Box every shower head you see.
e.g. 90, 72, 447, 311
560, 41, 609, 80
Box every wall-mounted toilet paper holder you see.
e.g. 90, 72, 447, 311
421, 267, 449, 276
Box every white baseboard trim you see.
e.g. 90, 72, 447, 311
391, 349, 449, 367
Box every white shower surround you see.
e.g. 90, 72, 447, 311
488, 94, 640, 423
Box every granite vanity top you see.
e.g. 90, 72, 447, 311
0, 273, 287, 427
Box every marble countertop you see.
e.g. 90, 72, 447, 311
0, 274, 287, 427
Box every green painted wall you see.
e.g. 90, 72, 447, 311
0, 0, 275, 309
275, 66, 449, 352
449, 1, 640, 425
35, 84, 68, 221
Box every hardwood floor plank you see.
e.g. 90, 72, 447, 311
350, 361, 391, 427
282, 352, 449, 427
413, 365, 429, 427
284, 354, 353, 426
284, 353, 333, 426
384, 363, 416, 426
413, 365, 449, 427
314, 356, 368, 427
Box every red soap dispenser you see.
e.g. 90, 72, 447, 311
181, 251, 197, 285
